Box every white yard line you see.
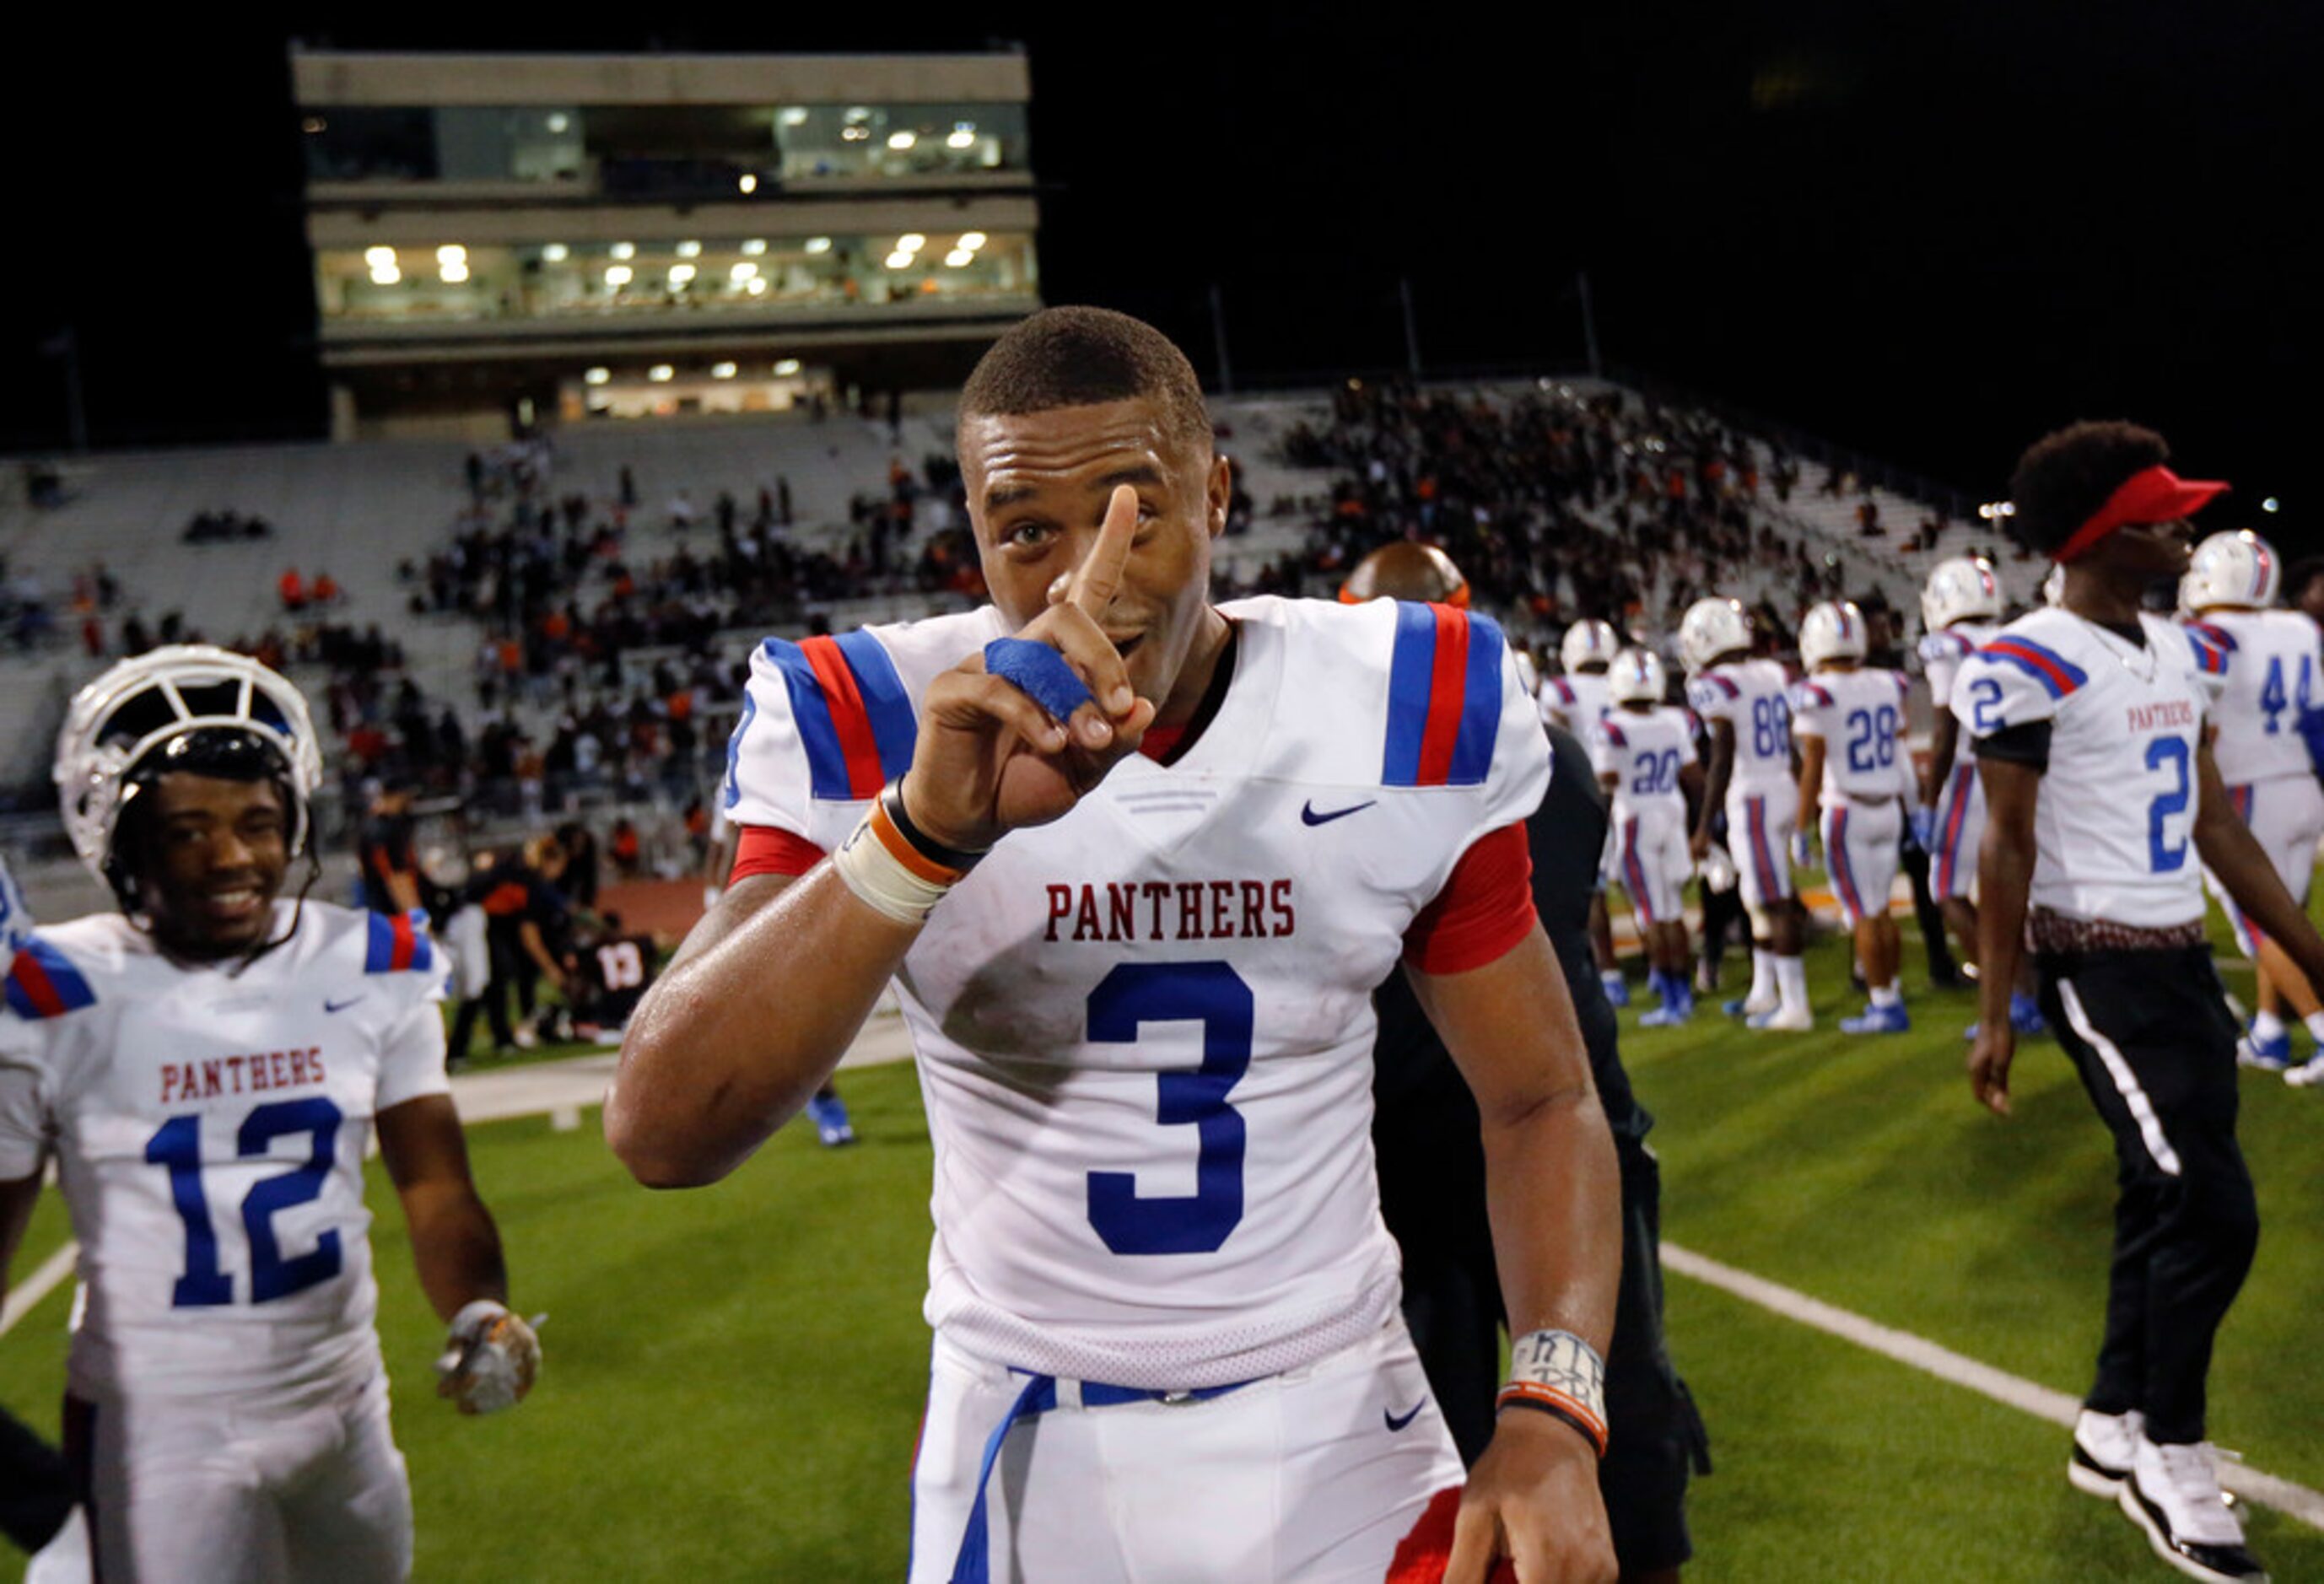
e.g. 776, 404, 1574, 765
1662, 1242, 2324, 1531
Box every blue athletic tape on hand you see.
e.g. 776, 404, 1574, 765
984, 638, 1096, 724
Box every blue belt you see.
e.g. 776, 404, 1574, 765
948, 1371, 1253, 1584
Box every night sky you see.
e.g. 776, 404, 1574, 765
3, 3, 2316, 534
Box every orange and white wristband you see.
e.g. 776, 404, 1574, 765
1496, 1328, 1610, 1457
831, 781, 985, 924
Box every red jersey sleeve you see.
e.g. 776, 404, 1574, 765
1401, 822, 1538, 973
730, 825, 827, 884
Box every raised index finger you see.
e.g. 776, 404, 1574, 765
1065, 484, 1140, 618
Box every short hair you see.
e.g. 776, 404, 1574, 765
959, 306, 1211, 457
2008, 420, 2170, 554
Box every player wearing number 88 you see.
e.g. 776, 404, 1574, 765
1790, 602, 1916, 1033
0, 646, 537, 1584
1590, 649, 1699, 1026
612, 308, 1623, 1584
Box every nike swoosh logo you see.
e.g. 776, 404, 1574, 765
324, 996, 365, 1014
1302, 800, 1377, 827
1385, 1401, 1426, 1432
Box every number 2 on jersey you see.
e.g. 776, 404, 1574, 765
146, 1099, 345, 1307
2146, 737, 2192, 873
1086, 962, 1251, 1256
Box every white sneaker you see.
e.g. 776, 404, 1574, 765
2119, 1440, 2267, 1582
2284, 1055, 2324, 1088
1747, 1005, 1814, 1032
2068, 1409, 2142, 1497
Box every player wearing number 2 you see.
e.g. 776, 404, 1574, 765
1790, 601, 1915, 1033
1960, 423, 2324, 1584
2176, 530, 2324, 1080
610, 308, 1621, 1584
0, 647, 538, 1584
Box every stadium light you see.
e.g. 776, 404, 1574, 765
1977, 501, 2017, 520
947, 126, 976, 149
731, 261, 759, 282
547, 113, 570, 134
957, 232, 987, 251
441, 262, 470, 284
605, 265, 634, 287
712, 362, 737, 379
887, 131, 916, 150
669, 264, 697, 286
369, 266, 401, 286
611, 241, 636, 261
738, 175, 758, 194
944, 249, 973, 268
742, 239, 768, 256
364, 246, 396, 268
805, 237, 832, 255
649, 364, 674, 383
437, 245, 466, 266
542, 244, 569, 263
585, 367, 610, 385
747, 278, 768, 296
779, 107, 810, 127
886, 251, 915, 270
2263, 498, 2282, 514
774, 358, 802, 376
677, 240, 703, 258
898, 234, 927, 252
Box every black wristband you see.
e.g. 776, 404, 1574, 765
882, 780, 989, 871
1496, 1394, 1609, 1457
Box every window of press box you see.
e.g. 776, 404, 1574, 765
314, 234, 1038, 323
777, 103, 1027, 180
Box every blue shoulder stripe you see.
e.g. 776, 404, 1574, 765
4, 937, 97, 1019
832, 629, 919, 783
364, 910, 434, 975
1448, 611, 1507, 787
1383, 602, 1440, 786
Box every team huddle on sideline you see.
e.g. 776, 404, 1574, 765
0, 300, 2309, 1584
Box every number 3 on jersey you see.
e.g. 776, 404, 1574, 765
1086, 962, 1251, 1256
146, 1099, 345, 1307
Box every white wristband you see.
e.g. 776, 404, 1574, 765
1497, 1328, 1610, 1456
830, 796, 965, 924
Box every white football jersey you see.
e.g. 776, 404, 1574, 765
726, 596, 1549, 1390
0, 903, 450, 1400
1791, 668, 1914, 805
2184, 609, 2323, 787
1919, 622, 2000, 765
1686, 658, 1794, 789
1589, 706, 1696, 820
1539, 670, 1611, 736
1952, 610, 2223, 929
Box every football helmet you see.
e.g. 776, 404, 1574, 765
1798, 601, 1869, 671
1560, 619, 1620, 675
1920, 557, 2003, 633
55, 646, 324, 899
2181, 530, 2280, 612
1679, 597, 1753, 673
1606, 647, 1668, 707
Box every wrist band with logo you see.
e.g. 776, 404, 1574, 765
830, 783, 979, 924
1495, 1328, 1610, 1457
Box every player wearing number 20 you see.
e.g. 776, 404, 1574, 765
611, 308, 1622, 1584
1957, 424, 2324, 1584
0, 647, 537, 1584
1590, 649, 1698, 1028
1790, 601, 1915, 1034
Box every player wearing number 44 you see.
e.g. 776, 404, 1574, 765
610, 307, 1624, 1584
1790, 602, 1917, 1034
0, 648, 538, 1584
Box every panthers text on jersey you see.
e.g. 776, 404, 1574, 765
2182, 608, 2323, 788
1686, 658, 1794, 789
0, 903, 450, 1400
1952, 611, 2224, 929
1539, 671, 1611, 737
724, 596, 1548, 1390
1790, 669, 1914, 805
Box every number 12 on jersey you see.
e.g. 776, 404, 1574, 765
146, 1099, 346, 1307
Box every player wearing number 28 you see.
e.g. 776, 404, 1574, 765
1958, 423, 2324, 1584
610, 308, 1623, 1584
0, 647, 538, 1584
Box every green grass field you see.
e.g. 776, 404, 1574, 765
4, 918, 2321, 1581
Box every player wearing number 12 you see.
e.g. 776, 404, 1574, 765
610, 308, 1622, 1584
1791, 602, 1916, 1034
0, 648, 538, 1584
